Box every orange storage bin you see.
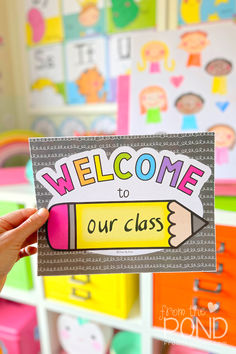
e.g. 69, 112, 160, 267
153, 225, 236, 346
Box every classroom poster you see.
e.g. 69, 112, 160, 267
106, 0, 156, 34
59, 117, 87, 136
90, 115, 116, 134
129, 23, 236, 182
30, 133, 215, 276
178, 0, 236, 25
31, 114, 116, 137
25, 0, 63, 46
65, 37, 108, 104
31, 116, 58, 136
28, 44, 66, 107
62, 0, 106, 39
60, 115, 116, 135
108, 33, 131, 101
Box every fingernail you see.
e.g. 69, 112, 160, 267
25, 246, 31, 255
37, 208, 48, 216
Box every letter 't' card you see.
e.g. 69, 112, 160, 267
29, 133, 216, 275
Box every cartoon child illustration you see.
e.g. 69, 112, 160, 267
208, 124, 236, 165
78, 0, 100, 28
180, 0, 202, 24
175, 93, 204, 130
76, 67, 106, 103
138, 41, 175, 73
139, 86, 168, 124
111, 0, 139, 28
205, 58, 233, 95
179, 31, 210, 67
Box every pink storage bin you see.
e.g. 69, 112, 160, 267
0, 300, 40, 354
0, 167, 28, 186
169, 344, 209, 354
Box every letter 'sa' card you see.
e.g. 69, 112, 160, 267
29, 133, 215, 275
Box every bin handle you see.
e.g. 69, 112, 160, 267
194, 279, 222, 293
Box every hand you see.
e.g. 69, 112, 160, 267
0, 208, 49, 291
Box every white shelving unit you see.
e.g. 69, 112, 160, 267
0, 184, 236, 354
1, 1, 236, 353
28, 104, 118, 117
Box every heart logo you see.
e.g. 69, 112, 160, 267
170, 76, 184, 88
208, 302, 219, 313
216, 101, 230, 112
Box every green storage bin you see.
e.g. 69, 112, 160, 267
6, 256, 33, 290
110, 331, 141, 354
0, 201, 33, 290
215, 196, 236, 212
0, 201, 24, 215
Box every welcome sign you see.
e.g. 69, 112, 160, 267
30, 133, 215, 275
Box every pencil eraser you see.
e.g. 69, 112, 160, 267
47, 204, 68, 250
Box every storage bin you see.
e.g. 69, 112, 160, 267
153, 225, 236, 346
5, 257, 33, 290
215, 196, 236, 212
0, 201, 33, 290
0, 300, 40, 354
169, 344, 209, 354
44, 274, 139, 318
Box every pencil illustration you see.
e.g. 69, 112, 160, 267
46, 201, 208, 251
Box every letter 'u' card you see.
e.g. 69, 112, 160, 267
29, 133, 216, 275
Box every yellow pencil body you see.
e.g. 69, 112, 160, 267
76, 201, 171, 249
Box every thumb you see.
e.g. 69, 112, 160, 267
19, 245, 38, 260
10, 208, 49, 244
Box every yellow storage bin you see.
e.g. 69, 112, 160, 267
44, 274, 139, 318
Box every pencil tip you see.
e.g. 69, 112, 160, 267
192, 214, 208, 234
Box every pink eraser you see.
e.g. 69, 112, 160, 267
47, 204, 69, 250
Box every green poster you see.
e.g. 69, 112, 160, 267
106, 0, 156, 34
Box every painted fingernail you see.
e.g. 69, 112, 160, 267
25, 246, 31, 255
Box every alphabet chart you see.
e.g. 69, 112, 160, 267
65, 36, 108, 104
30, 133, 215, 275
25, 0, 63, 46
128, 23, 236, 182
24, 0, 158, 108
28, 44, 66, 107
